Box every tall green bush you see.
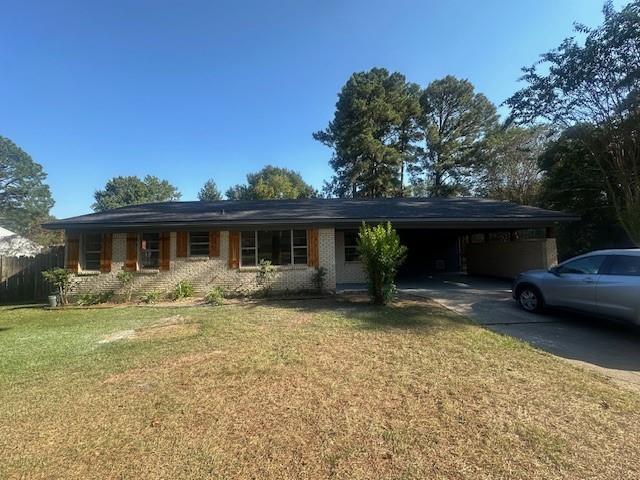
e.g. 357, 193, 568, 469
42, 268, 71, 305
357, 223, 407, 305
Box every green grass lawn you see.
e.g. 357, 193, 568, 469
1, 296, 639, 479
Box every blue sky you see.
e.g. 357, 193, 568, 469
0, 0, 629, 218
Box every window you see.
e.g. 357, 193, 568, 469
292, 230, 308, 265
557, 255, 606, 275
240, 230, 308, 267
605, 255, 640, 277
141, 233, 160, 269
84, 234, 101, 270
344, 230, 359, 262
189, 232, 209, 256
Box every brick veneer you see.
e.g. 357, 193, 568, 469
68, 229, 337, 298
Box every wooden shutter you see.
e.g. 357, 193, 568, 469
125, 233, 138, 272
66, 233, 79, 273
176, 231, 188, 257
100, 233, 112, 273
307, 228, 319, 268
159, 232, 170, 271
209, 231, 220, 258
228, 231, 240, 269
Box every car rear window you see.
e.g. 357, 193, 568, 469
605, 255, 640, 277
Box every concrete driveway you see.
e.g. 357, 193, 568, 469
397, 275, 640, 392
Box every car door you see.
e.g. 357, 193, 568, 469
596, 255, 640, 322
549, 255, 607, 312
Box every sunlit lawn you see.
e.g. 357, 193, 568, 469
1, 296, 639, 479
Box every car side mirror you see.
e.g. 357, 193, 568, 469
549, 266, 561, 276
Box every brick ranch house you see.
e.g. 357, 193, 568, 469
43, 197, 576, 297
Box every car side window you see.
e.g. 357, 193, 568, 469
605, 255, 640, 277
557, 255, 606, 275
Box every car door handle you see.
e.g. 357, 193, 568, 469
582, 277, 595, 283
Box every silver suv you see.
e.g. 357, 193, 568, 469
512, 249, 640, 324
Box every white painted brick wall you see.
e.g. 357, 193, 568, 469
69, 228, 337, 298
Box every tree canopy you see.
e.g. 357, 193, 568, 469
473, 125, 548, 205
411, 76, 498, 197
507, 1, 640, 245
198, 179, 222, 201
225, 165, 316, 200
314, 68, 420, 197
0, 136, 55, 242
92, 175, 181, 211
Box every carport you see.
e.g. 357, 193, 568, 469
332, 197, 576, 284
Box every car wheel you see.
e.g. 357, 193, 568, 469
518, 286, 543, 313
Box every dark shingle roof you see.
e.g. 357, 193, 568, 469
44, 197, 577, 231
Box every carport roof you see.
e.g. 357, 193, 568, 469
44, 197, 577, 230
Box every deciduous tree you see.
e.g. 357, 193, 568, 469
225, 165, 316, 200
506, 1, 640, 245
92, 175, 181, 211
0, 136, 55, 242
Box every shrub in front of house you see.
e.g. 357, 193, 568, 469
139, 291, 161, 304
204, 287, 225, 306
173, 280, 195, 300
116, 271, 135, 302
42, 267, 72, 306
357, 222, 407, 305
76, 291, 114, 306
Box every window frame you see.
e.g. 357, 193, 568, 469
239, 230, 308, 267
601, 255, 640, 277
140, 232, 161, 269
83, 233, 102, 271
188, 231, 210, 257
343, 230, 359, 262
557, 255, 607, 275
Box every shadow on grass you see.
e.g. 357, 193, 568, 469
242, 293, 471, 332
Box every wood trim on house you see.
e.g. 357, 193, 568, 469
66, 233, 79, 272
307, 228, 319, 268
209, 231, 220, 258
125, 233, 138, 272
228, 231, 240, 269
176, 232, 188, 258
159, 232, 170, 271
100, 233, 112, 273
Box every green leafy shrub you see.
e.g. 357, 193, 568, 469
139, 291, 160, 304
204, 287, 225, 306
76, 291, 114, 306
357, 222, 407, 305
256, 259, 277, 294
42, 267, 71, 305
116, 271, 135, 302
173, 280, 195, 300
312, 266, 327, 292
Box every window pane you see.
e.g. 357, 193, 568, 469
241, 231, 256, 248
84, 234, 101, 270
257, 230, 291, 265
293, 247, 307, 265
559, 255, 606, 275
189, 231, 209, 256
293, 230, 307, 247
141, 233, 160, 268
241, 249, 256, 266
608, 256, 640, 276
